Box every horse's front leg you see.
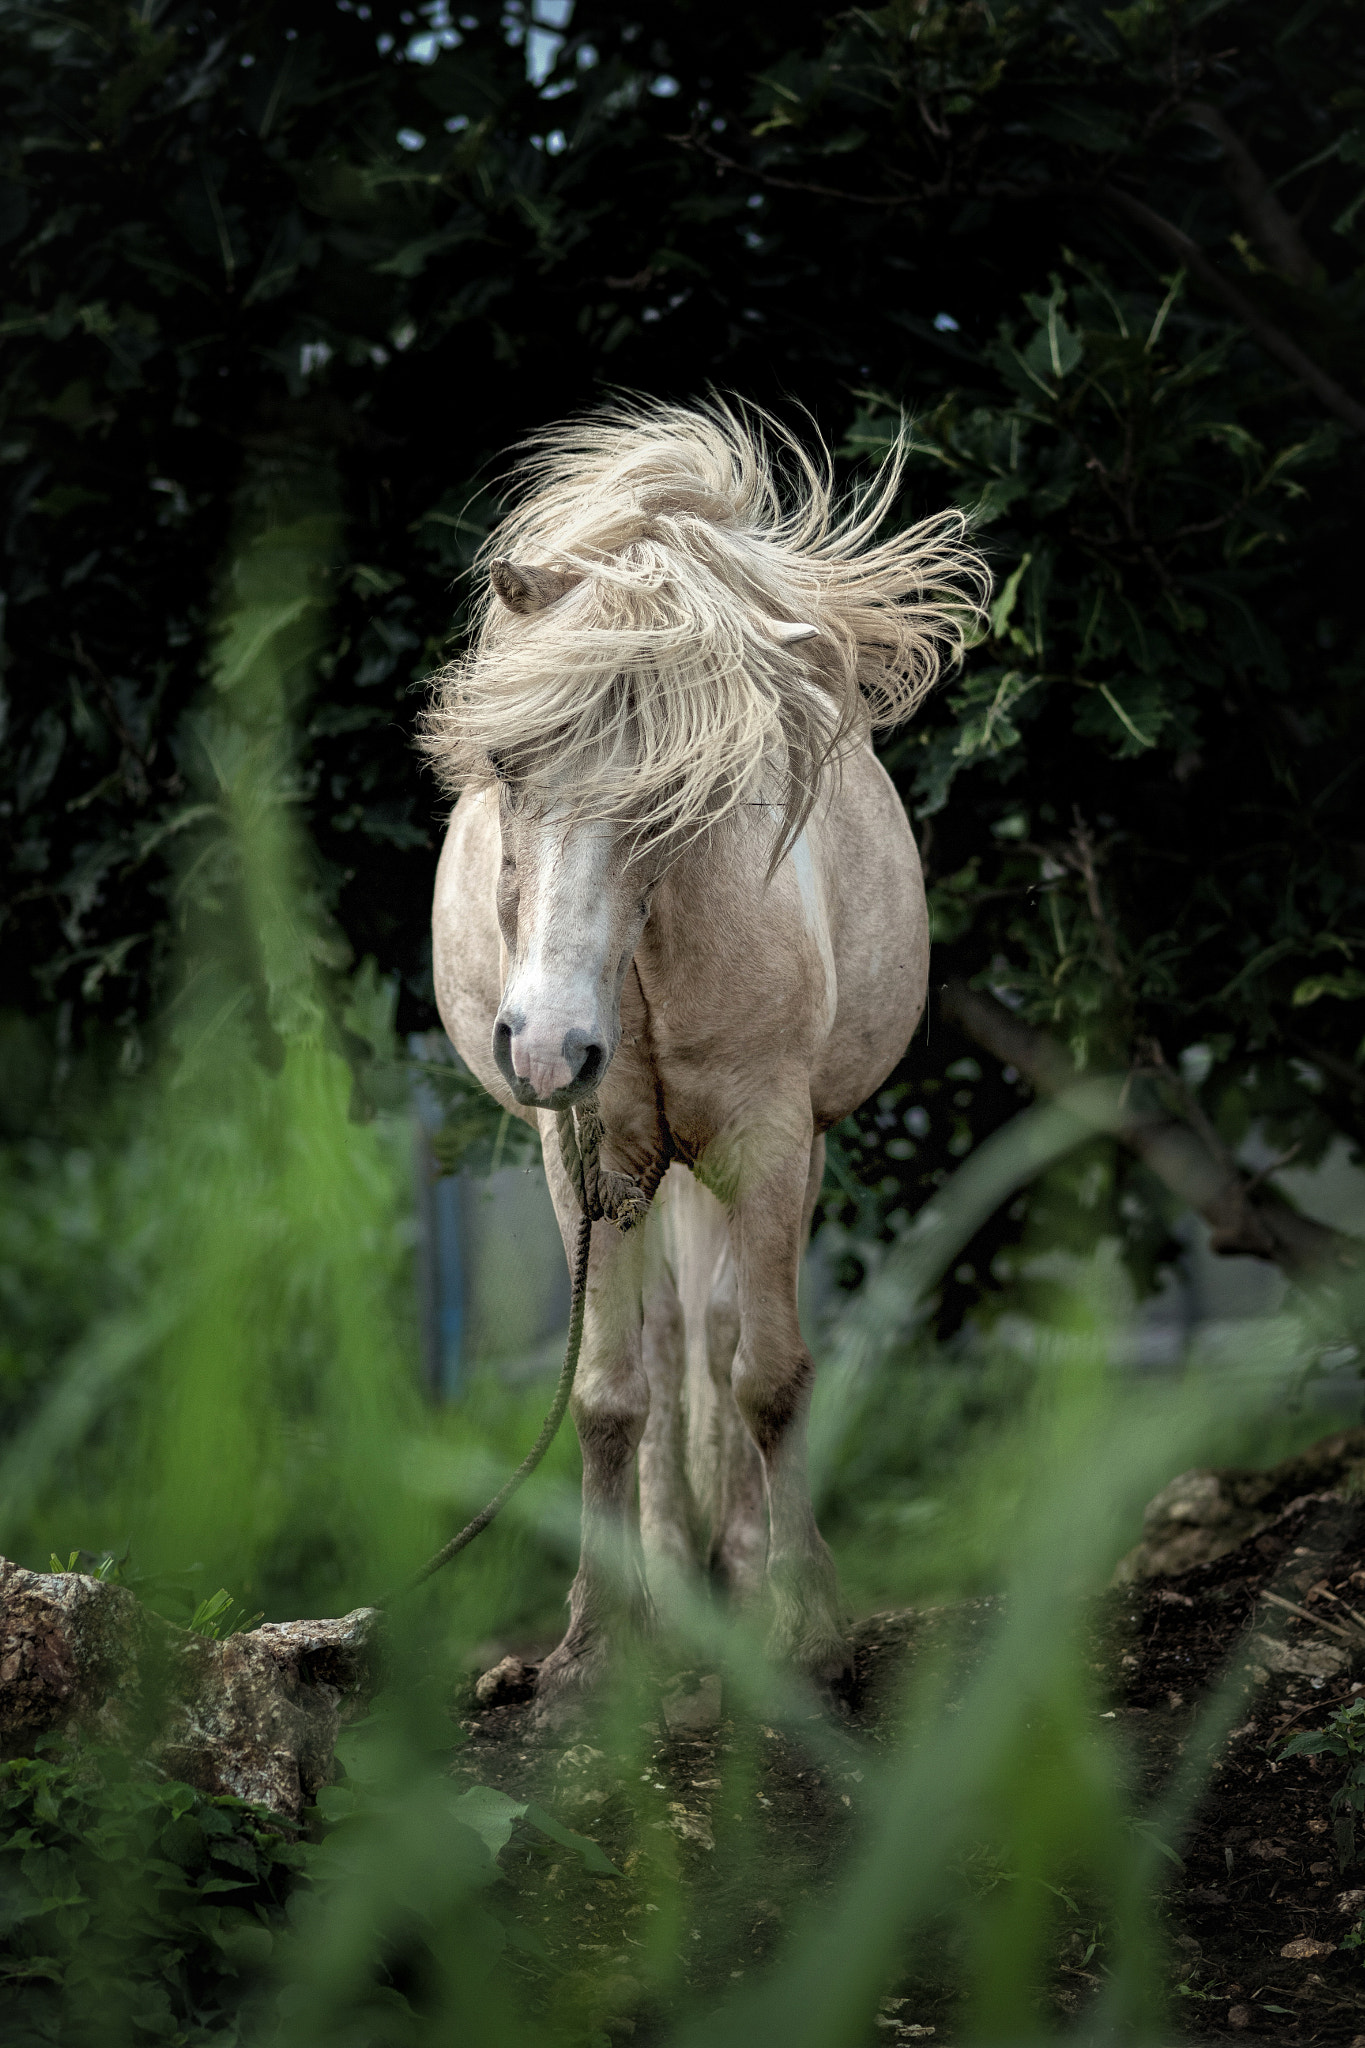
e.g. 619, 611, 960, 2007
535, 1129, 653, 1711
726, 1122, 846, 1680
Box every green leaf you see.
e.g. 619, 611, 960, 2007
1129, 1819, 1184, 1868
1021, 294, 1083, 382
1293, 969, 1365, 1007
519, 1802, 623, 1878
450, 1784, 527, 1859
1282, 1729, 1347, 1758
1072, 678, 1165, 755
989, 554, 1033, 639
951, 669, 1040, 761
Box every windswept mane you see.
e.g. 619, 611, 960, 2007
420, 396, 989, 860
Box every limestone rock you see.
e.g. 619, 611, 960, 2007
474, 1654, 538, 1707
1243, 1630, 1350, 1680
0, 1557, 152, 1753
1117, 1429, 1365, 1583
0, 1556, 381, 1820
1114, 1469, 1271, 1582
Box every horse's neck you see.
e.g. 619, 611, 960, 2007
639, 816, 779, 998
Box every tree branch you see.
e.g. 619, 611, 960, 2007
939, 979, 1365, 1282
1181, 102, 1317, 286
662, 128, 1362, 436
1101, 185, 1365, 436
666, 128, 920, 207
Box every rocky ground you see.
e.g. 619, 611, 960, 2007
448, 1430, 1365, 2044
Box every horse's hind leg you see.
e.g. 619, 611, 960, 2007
702, 1247, 767, 1599
666, 1171, 763, 1598
637, 1195, 698, 1621
726, 1121, 846, 1679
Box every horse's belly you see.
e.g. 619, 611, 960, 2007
809, 751, 929, 1127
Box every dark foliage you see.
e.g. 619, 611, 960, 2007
0, 1743, 303, 2044
3, 0, 1363, 1311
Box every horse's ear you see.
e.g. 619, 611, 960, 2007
767, 619, 818, 646
490, 558, 575, 614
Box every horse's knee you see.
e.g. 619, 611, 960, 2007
730, 1343, 812, 1459
572, 1357, 650, 1467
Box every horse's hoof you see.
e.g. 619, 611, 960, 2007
811, 1662, 856, 1721
530, 1642, 605, 1733
530, 1692, 589, 1737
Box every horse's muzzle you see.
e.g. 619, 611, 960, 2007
493, 1013, 609, 1110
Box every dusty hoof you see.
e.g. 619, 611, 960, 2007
812, 1668, 856, 1722
531, 1678, 599, 1738
474, 1654, 538, 1708
801, 1643, 856, 1717
532, 1693, 591, 1737
811, 1649, 854, 1690
530, 1642, 607, 1734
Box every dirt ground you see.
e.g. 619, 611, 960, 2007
450, 1432, 1365, 2044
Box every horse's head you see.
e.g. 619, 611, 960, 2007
489, 778, 662, 1111
424, 407, 989, 1116
483, 559, 661, 1110
480, 553, 823, 1110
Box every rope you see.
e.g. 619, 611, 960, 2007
390, 1091, 660, 1600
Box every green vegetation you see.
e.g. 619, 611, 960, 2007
1283, 1696, 1365, 1870
0, 459, 1354, 2033
0, 1744, 306, 2046
4, 2, 1365, 2042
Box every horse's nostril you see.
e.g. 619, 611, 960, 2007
492, 1016, 516, 1082
561, 1030, 605, 1090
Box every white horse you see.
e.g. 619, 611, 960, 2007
423, 400, 986, 1708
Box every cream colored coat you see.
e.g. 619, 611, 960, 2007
432, 746, 927, 1704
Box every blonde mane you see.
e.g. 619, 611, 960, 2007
420, 396, 990, 860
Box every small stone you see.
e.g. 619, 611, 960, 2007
661, 1673, 722, 1733
1228, 2005, 1251, 2029
1339, 1889, 1365, 1914
1245, 1631, 1351, 1680
558, 1782, 609, 1810
666, 1801, 715, 1850
556, 1743, 607, 1773
474, 1655, 537, 1707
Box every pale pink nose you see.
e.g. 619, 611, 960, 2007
493, 1013, 607, 1104
512, 1034, 572, 1098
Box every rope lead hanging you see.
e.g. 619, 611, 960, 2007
389, 1093, 654, 1601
